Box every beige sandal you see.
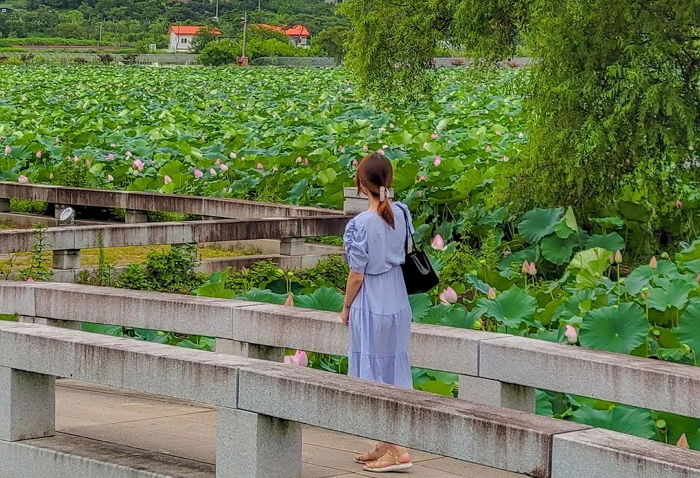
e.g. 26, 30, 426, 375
354, 443, 388, 464
363, 449, 413, 473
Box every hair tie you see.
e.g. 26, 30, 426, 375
379, 186, 387, 202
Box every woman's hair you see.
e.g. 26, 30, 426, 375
356, 153, 395, 228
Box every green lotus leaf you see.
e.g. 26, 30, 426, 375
586, 232, 625, 252
591, 216, 626, 229
570, 404, 656, 439
580, 303, 649, 354
677, 240, 700, 263
238, 288, 287, 305
541, 233, 578, 265
408, 293, 432, 321
677, 300, 700, 353
625, 265, 653, 296
478, 286, 537, 327
618, 201, 651, 222
554, 219, 576, 239
647, 279, 694, 311
517, 208, 564, 243
294, 286, 344, 312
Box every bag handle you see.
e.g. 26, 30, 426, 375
397, 203, 416, 254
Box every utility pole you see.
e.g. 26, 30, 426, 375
214, 0, 219, 22
258, 0, 261, 10
242, 11, 248, 58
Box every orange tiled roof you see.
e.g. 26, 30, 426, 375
168, 25, 222, 35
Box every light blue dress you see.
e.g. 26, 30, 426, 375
344, 202, 414, 389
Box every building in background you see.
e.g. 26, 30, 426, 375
168, 25, 222, 52
254, 24, 312, 47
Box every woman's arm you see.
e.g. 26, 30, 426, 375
341, 270, 365, 326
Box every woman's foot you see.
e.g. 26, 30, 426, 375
363, 448, 413, 473
354, 442, 388, 464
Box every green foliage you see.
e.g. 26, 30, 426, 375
17, 223, 52, 281
53, 156, 98, 187
191, 27, 219, 53
198, 40, 240, 66
312, 26, 351, 63
296, 256, 349, 290
115, 245, 204, 294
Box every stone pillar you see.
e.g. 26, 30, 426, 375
215, 339, 285, 362
124, 209, 148, 224
343, 187, 393, 214
52, 249, 81, 270
217, 408, 302, 478
280, 237, 306, 256
458, 375, 535, 413
0, 366, 55, 441
0, 198, 9, 213
19, 316, 80, 330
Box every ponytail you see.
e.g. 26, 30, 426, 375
356, 152, 395, 228
377, 195, 395, 228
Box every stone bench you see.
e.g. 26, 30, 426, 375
2, 281, 700, 421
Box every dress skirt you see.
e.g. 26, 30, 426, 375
348, 265, 413, 388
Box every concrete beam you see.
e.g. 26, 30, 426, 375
552, 428, 700, 478
480, 336, 700, 420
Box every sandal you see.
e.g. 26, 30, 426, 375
363, 449, 413, 473
354, 443, 388, 464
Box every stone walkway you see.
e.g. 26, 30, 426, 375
55, 379, 524, 478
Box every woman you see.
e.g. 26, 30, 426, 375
341, 152, 414, 473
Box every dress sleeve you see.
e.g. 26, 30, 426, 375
344, 218, 369, 273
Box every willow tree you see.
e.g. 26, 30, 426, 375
341, 0, 699, 211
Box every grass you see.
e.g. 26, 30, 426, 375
0, 222, 11, 230
0, 243, 261, 273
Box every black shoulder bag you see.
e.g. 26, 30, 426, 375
398, 205, 439, 295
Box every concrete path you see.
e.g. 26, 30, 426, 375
55, 379, 525, 478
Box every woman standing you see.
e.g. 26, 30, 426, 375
341, 152, 414, 473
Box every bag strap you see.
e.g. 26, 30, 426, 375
397, 203, 416, 253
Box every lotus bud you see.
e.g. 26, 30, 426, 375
284, 293, 294, 307
295, 157, 303, 164
125, 151, 132, 158
485, 145, 492, 152
26, 277, 35, 283
522, 261, 530, 274
377, 149, 385, 155
487, 288, 497, 300
363, 145, 369, 151
677, 433, 690, 449
4, 145, 11, 155
36, 150, 42, 158
439, 287, 458, 305
256, 163, 264, 170
649, 256, 658, 269
106, 153, 115, 161
418, 175, 426, 181
431, 234, 447, 251
106, 174, 114, 182
527, 261, 538, 276
431, 132, 440, 140
17, 175, 28, 184
614, 250, 623, 264
352, 159, 358, 167
215, 158, 221, 165
229, 152, 237, 159
675, 200, 683, 209
220, 163, 229, 172
132, 159, 144, 171
640, 287, 649, 300
209, 168, 217, 176
193, 169, 203, 179
564, 325, 578, 344
502, 156, 509, 162
433, 156, 442, 166
163, 175, 172, 184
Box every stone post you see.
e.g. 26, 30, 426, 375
52, 249, 81, 282
280, 237, 306, 256
124, 209, 148, 224
217, 408, 302, 478
0, 366, 55, 441
458, 375, 535, 413
215, 340, 285, 362
0, 198, 9, 213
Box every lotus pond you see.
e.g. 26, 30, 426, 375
2, 65, 700, 449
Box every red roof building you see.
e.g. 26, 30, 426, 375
168, 25, 221, 52
253, 24, 311, 47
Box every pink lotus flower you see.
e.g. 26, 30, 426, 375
284, 293, 294, 307
4, 145, 11, 155
502, 156, 509, 162
256, 163, 264, 170
487, 288, 497, 300
132, 159, 144, 171
675, 200, 683, 209
431, 132, 440, 140
352, 159, 358, 167
614, 250, 623, 264
26, 277, 35, 283
650, 256, 658, 269
677, 433, 690, 449
106, 153, 115, 161
284, 350, 308, 366
295, 157, 303, 164
522, 261, 537, 276
220, 163, 229, 172
125, 151, 132, 158
163, 175, 172, 184
209, 168, 217, 176
418, 175, 426, 181
564, 325, 578, 344
431, 234, 447, 251
193, 169, 203, 179
439, 287, 458, 305
433, 156, 442, 166
229, 152, 237, 159
36, 151, 43, 159
17, 175, 28, 184
106, 174, 114, 182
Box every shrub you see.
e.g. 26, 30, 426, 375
198, 40, 240, 66
96, 53, 114, 64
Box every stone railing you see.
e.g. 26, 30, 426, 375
2, 281, 700, 421
1, 320, 698, 478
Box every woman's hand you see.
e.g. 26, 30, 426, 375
341, 307, 350, 326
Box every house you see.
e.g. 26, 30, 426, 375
0, 4, 16, 13
168, 25, 221, 52
253, 24, 311, 47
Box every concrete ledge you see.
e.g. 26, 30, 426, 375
0, 322, 242, 408
552, 428, 700, 478
0, 217, 349, 253
480, 337, 700, 419
0, 433, 214, 478
0, 182, 343, 219
237, 364, 589, 478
